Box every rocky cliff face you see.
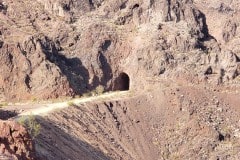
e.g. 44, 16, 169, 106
0, 120, 35, 159
0, 0, 239, 101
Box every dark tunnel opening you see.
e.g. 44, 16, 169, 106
114, 72, 130, 91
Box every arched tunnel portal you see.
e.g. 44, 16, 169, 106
113, 72, 130, 91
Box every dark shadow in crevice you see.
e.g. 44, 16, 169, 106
195, 41, 207, 51
195, 10, 217, 42
235, 54, 240, 62
0, 41, 3, 48
204, 66, 213, 75
25, 75, 31, 90
89, 0, 94, 6
90, 75, 101, 90
0, 110, 18, 120
132, 4, 140, 10
193, 10, 218, 52
101, 40, 111, 52
218, 133, 225, 141
197, 10, 210, 41
98, 51, 113, 90
120, 1, 127, 10
62, 3, 71, 11
39, 39, 90, 95
88, 0, 97, 10
34, 116, 111, 160
94, 39, 114, 91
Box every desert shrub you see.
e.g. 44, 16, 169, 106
17, 115, 41, 139
31, 97, 37, 102
82, 85, 105, 97
74, 95, 81, 98
0, 102, 8, 107
82, 91, 92, 97
67, 101, 76, 106
95, 85, 105, 95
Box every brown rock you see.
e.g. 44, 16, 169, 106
0, 0, 240, 101
0, 120, 35, 159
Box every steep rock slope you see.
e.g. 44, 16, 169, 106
0, 0, 239, 101
35, 85, 240, 160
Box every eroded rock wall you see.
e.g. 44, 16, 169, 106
0, 0, 240, 101
0, 120, 35, 159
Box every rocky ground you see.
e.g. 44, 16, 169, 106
0, 120, 35, 159
34, 83, 240, 160
0, 0, 240, 159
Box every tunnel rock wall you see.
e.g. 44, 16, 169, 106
0, 0, 240, 100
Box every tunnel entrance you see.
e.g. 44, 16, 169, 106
114, 72, 130, 91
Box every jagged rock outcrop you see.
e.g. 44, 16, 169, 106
0, 0, 240, 101
0, 120, 35, 159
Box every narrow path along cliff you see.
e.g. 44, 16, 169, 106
9, 91, 130, 117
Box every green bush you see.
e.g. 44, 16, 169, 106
67, 101, 76, 106
82, 85, 105, 97
95, 85, 104, 95
17, 115, 41, 139
31, 97, 37, 102
0, 102, 8, 107
82, 91, 92, 97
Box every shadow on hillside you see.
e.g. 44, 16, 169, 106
0, 110, 18, 120
97, 51, 113, 89
34, 116, 111, 160
40, 38, 116, 95
39, 39, 90, 94
91, 40, 114, 90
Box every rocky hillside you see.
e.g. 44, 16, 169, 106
0, 120, 35, 159
1, 1, 240, 160
0, 0, 239, 101
34, 84, 240, 160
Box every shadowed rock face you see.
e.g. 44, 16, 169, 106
0, 0, 240, 101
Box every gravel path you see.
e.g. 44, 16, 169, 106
19, 91, 129, 116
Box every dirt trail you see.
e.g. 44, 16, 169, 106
18, 91, 129, 116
